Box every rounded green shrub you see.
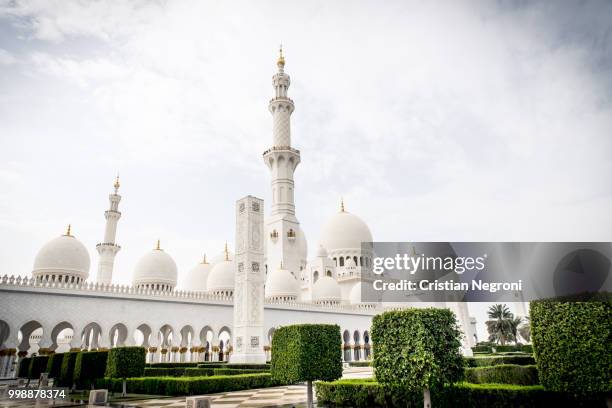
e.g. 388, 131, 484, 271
28, 355, 49, 379
531, 299, 611, 395
372, 308, 464, 393
104, 346, 146, 379
74, 350, 108, 389
46, 353, 64, 378
59, 351, 79, 387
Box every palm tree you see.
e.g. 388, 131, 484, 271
486, 304, 514, 345
509, 316, 523, 344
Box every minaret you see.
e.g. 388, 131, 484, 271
263, 46, 302, 276
95, 175, 122, 284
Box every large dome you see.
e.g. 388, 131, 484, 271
319, 207, 372, 253
181, 255, 211, 292
312, 275, 341, 304
133, 242, 177, 291
32, 227, 90, 283
265, 264, 299, 301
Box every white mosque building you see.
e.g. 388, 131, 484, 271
0, 49, 477, 376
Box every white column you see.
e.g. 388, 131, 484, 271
230, 196, 266, 364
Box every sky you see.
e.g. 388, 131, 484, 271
0, 0, 611, 341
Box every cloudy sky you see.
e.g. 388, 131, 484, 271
1, 0, 611, 340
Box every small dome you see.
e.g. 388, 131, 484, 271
265, 264, 299, 301
320, 207, 372, 253
182, 256, 211, 292
133, 242, 177, 290
316, 244, 328, 258
207, 259, 234, 295
32, 227, 90, 283
312, 275, 341, 303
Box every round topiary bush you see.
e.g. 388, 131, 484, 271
530, 299, 611, 396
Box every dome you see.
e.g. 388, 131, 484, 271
349, 282, 363, 304
265, 264, 299, 301
312, 275, 341, 304
32, 226, 90, 283
349, 282, 378, 304
207, 245, 234, 295
316, 244, 328, 258
320, 207, 372, 253
133, 242, 177, 291
182, 255, 211, 292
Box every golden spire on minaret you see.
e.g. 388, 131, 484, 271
277, 44, 285, 68
64, 224, 72, 236
340, 197, 345, 212
113, 173, 120, 192
224, 242, 229, 261
156, 239, 161, 250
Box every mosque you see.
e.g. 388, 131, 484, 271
0, 49, 477, 376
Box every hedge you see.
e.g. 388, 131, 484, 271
472, 344, 533, 354
74, 351, 108, 389
196, 363, 269, 370
271, 324, 342, 384
531, 299, 611, 395
28, 355, 49, 379
59, 351, 79, 387
464, 355, 535, 367
96, 373, 278, 396
315, 379, 608, 407
105, 347, 146, 379
183, 368, 214, 377
213, 368, 269, 376
147, 362, 199, 368
144, 367, 189, 377
46, 353, 64, 378
17, 357, 31, 378
464, 364, 539, 385
372, 308, 464, 392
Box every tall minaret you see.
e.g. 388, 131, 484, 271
96, 175, 122, 284
263, 46, 302, 276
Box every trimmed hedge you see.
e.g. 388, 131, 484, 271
46, 353, 64, 378
96, 373, 277, 396
213, 368, 269, 376
28, 355, 49, 379
472, 344, 533, 354
315, 379, 608, 407
464, 364, 539, 385
271, 324, 342, 385
464, 355, 535, 367
531, 299, 611, 395
144, 367, 189, 377
59, 351, 79, 387
105, 346, 146, 379
74, 351, 108, 389
196, 363, 269, 370
183, 368, 214, 377
372, 308, 464, 392
17, 357, 31, 378
147, 362, 199, 368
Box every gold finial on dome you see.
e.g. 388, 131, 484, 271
113, 173, 120, 192
202, 253, 208, 264
277, 44, 285, 68
340, 197, 345, 212
64, 224, 72, 236
224, 242, 229, 261
156, 239, 161, 250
